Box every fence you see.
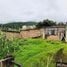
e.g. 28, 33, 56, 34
55, 48, 67, 67
56, 62, 67, 67
0, 55, 22, 67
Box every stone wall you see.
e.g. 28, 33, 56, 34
4, 29, 42, 39
47, 35, 59, 40
20, 29, 42, 38
4, 32, 21, 39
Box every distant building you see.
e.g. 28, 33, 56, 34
22, 25, 28, 30
22, 25, 36, 30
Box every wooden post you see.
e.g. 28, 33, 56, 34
65, 23, 67, 42
1, 61, 6, 67
5, 54, 14, 67
0, 55, 22, 67
0, 58, 11, 67
42, 28, 45, 39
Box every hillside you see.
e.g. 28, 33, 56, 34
0, 22, 37, 31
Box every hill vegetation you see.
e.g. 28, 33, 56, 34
0, 22, 37, 31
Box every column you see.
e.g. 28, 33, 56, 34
65, 23, 67, 42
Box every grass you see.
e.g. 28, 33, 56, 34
13, 39, 67, 67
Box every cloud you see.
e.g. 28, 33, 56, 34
0, 0, 67, 23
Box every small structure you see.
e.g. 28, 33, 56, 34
22, 25, 36, 30
42, 26, 65, 40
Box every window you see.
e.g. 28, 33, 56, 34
51, 30, 55, 35
46, 28, 56, 35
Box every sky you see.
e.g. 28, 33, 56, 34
0, 0, 67, 23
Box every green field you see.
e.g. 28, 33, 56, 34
0, 33, 67, 67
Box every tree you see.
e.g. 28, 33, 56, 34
0, 31, 20, 59
36, 19, 56, 28
57, 22, 65, 26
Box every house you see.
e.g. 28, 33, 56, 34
42, 26, 65, 40
22, 25, 36, 30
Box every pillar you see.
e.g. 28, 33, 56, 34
5, 54, 14, 67
65, 23, 67, 42
42, 28, 45, 39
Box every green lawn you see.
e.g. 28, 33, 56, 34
13, 39, 67, 67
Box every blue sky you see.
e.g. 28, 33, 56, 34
0, 0, 67, 23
